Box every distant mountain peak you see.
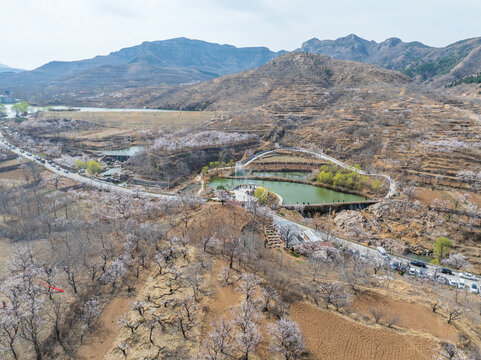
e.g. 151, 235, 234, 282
0, 63, 23, 73
0, 38, 283, 98
299, 34, 481, 83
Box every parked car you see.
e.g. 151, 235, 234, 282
470, 283, 479, 294
458, 280, 466, 290
410, 260, 426, 268
460, 272, 476, 281
408, 268, 418, 276
391, 261, 399, 271
441, 268, 453, 275
449, 279, 457, 287
418, 269, 426, 278
26, 153, 32, 156
20, 149, 24, 153
63, 170, 69, 174
377, 246, 388, 257
436, 275, 448, 285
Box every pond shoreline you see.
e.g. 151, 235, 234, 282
209, 176, 366, 205
220, 175, 371, 199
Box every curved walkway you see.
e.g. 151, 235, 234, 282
242, 147, 396, 199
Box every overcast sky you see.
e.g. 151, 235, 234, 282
1, 0, 480, 70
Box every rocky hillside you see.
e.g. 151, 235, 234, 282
122, 52, 410, 111
299, 34, 481, 87
0, 38, 284, 99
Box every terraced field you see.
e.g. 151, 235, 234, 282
291, 302, 436, 360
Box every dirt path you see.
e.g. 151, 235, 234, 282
76, 296, 134, 360
200, 260, 241, 340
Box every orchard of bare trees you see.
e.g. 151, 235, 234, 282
0, 163, 480, 359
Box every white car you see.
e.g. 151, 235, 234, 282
449, 279, 457, 288
457, 280, 466, 290
470, 283, 479, 294
460, 272, 476, 281
377, 246, 387, 257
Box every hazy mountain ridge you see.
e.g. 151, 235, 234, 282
0, 63, 23, 73
299, 34, 481, 85
0, 38, 285, 98
1, 34, 480, 101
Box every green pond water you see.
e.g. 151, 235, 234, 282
209, 177, 366, 205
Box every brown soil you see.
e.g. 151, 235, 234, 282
42, 110, 216, 131
76, 296, 135, 360
291, 302, 437, 360
352, 291, 458, 342
415, 188, 444, 206
207, 262, 241, 318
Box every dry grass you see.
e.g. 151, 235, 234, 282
76, 296, 136, 360
42, 110, 219, 131
352, 291, 458, 342
291, 302, 436, 360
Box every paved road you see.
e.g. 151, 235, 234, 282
273, 214, 481, 293
0, 133, 175, 200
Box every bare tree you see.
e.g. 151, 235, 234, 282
232, 301, 262, 360
338, 254, 367, 294
307, 257, 324, 283
442, 254, 468, 270
260, 286, 279, 313
0, 305, 20, 360
101, 257, 128, 291
236, 273, 260, 302
174, 295, 199, 339
78, 296, 101, 342
331, 288, 351, 312
384, 312, 401, 328
154, 250, 168, 276
184, 264, 203, 302
268, 317, 306, 360
366, 253, 386, 275
222, 237, 243, 269
434, 342, 473, 360
369, 307, 385, 324
4, 247, 48, 360
201, 236, 219, 253
219, 266, 233, 285
278, 223, 298, 248
315, 281, 342, 309
200, 317, 235, 360
447, 307, 462, 325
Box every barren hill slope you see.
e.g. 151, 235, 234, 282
126, 52, 411, 111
